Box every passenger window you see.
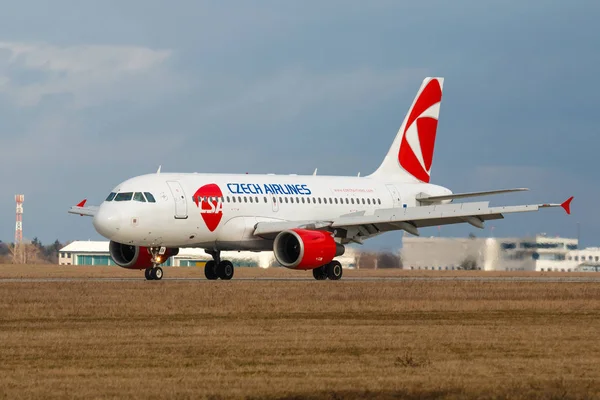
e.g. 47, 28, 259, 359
279, 197, 283, 203
232, 197, 236, 203
334, 198, 338, 204
144, 192, 156, 203
362, 198, 365, 204
255, 197, 259, 203
378, 199, 381, 205
114, 192, 133, 202
226, 196, 230, 203
367, 199, 371, 205
264, 197, 267, 203
318, 198, 321, 204
248, 197, 253, 203
244, 197, 248, 203
285, 198, 289, 203
238, 196, 242, 202
133, 192, 146, 202
105, 192, 116, 201
345, 198, 349, 204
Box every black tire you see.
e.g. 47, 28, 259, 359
153, 267, 163, 280
204, 260, 218, 280
312, 266, 328, 280
144, 268, 153, 280
217, 260, 234, 280
327, 261, 343, 280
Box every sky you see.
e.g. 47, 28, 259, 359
0, 0, 598, 250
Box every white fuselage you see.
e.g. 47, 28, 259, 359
93, 173, 451, 250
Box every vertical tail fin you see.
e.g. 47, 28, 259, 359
369, 77, 444, 183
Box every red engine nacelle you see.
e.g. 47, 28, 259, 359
109, 241, 179, 269
273, 229, 345, 270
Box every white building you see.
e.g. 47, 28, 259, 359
59, 241, 359, 269
565, 248, 600, 272
402, 235, 589, 272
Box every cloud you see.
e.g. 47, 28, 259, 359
0, 41, 175, 108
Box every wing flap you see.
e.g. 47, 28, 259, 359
328, 201, 529, 232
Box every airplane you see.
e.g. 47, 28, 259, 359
69, 77, 573, 281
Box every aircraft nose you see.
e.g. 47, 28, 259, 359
93, 206, 123, 238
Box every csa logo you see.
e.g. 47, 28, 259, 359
193, 184, 223, 232
398, 78, 442, 183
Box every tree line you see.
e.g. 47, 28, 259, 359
0, 238, 65, 264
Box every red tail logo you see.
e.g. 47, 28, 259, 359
398, 79, 442, 183
193, 184, 223, 232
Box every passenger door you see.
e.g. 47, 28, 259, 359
166, 181, 188, 219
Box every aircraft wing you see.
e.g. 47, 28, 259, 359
68, 199, 98, 217
417, 188, 529, 203
253, 197, 573, 243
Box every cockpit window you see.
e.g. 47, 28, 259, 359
114, 192, 134, 201
133, 192, 146, 202
105, 192, 116, 202
144, 192, 156, 203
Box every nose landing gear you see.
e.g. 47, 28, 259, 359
205, 250, 235, 280
145, 266, 163, 280
145, 247, 166, 281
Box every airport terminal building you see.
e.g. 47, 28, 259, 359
58, 241, 359, 269
401, 234, 600, 272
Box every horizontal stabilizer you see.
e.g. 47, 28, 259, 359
417, 188, 529, 203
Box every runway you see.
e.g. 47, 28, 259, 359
2, 276, 600, 283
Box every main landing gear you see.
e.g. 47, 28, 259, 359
204, 250, 234, 280
145, 247, 165, 281
312, 260, 343, 281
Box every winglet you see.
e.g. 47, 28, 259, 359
561, 196, 574, 215
76, 199, 87, 207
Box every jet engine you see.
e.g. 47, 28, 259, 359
109, 241, 179, 269
273, 229, 344, 270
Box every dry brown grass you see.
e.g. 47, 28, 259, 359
0, 265, 599, 399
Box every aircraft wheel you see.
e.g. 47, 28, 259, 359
327, 261, 343, 281
204, 261, 219, 280
312, 266, 328, 280
217, 260, 234, 280
144, 268, 154, 280
152, 267, 163, 281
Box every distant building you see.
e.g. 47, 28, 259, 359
401, 235, 590, 272
566, 248, 600, 272
59, 241, 359, 269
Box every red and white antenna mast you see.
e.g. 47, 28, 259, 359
15, 195, 24, 263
